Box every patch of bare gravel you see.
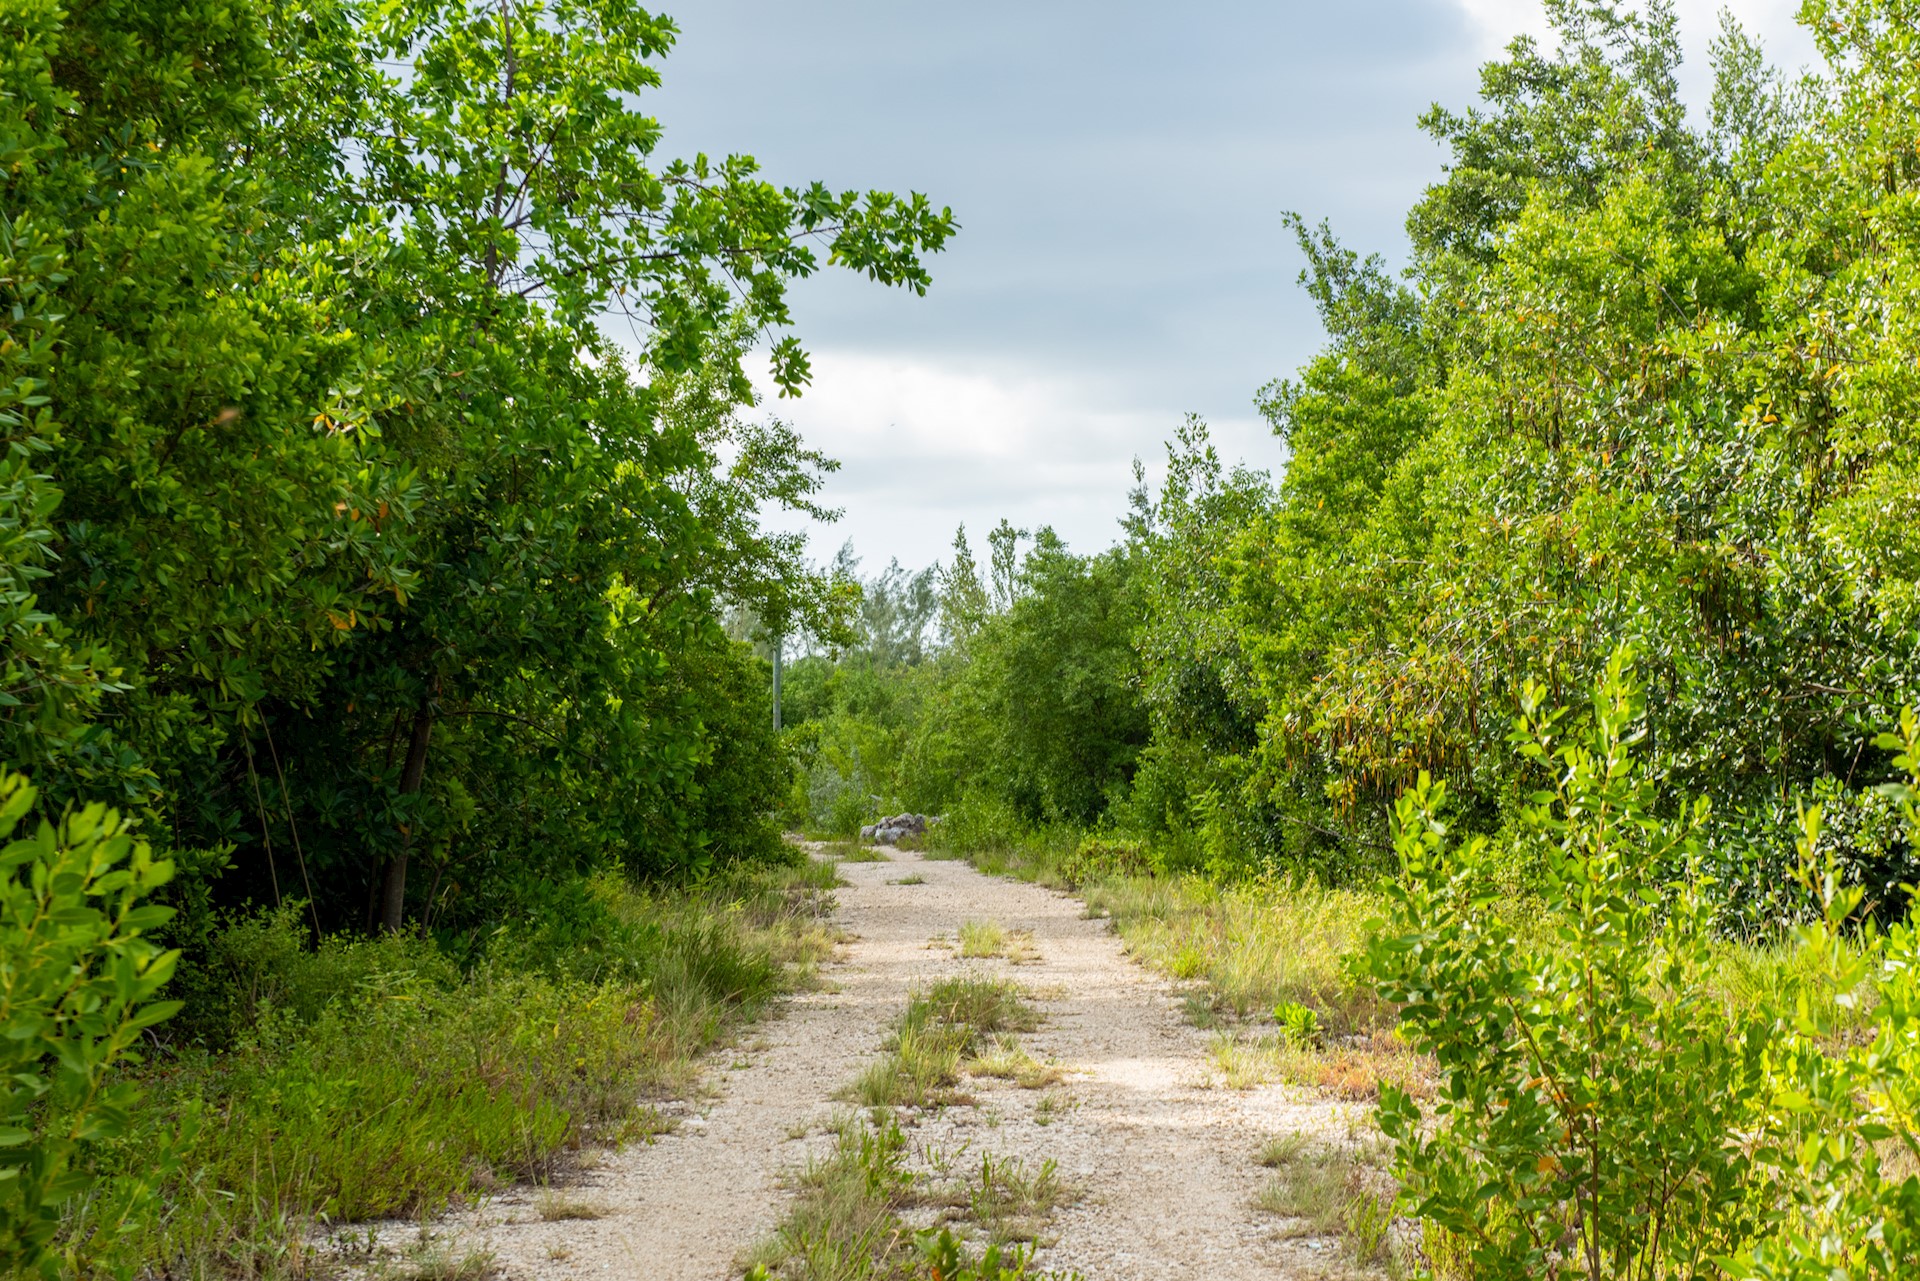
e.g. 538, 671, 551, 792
349, 846, 1363, 1280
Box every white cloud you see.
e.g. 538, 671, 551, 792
751, 350, 1275, 571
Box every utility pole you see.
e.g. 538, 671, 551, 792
771, 634, 783, 732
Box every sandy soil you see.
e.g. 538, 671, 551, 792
366, 845, 1360, 1279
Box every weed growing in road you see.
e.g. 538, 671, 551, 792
390, 1236, 499, 1281
833, 843, 894, 864
533, 1190, 608, 1221
891, 873, 928, 885
1032, 1093, 1068, 1127
749, 1111, 1079, 1275
924, 976, 1040, 1036
852, 1015, 967, 1109
960, 919, 1041, 963
754, 980, 1082, 1281
968, 1035, 1064, 1089
1252, 1134, 1396, 1268
745, 1112, 914, 1278
960, 919, 1010, 956
965, 1153, 1079, 1244
848, 978, 1040, 1110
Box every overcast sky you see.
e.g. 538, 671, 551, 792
644, 0, 1817, 574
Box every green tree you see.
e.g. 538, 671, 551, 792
4, 0, 953, 935
937, 525, 992, 648
962, 533, 1147, 825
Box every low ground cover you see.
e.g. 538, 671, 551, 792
926, 821, 1421, 1101
99, 857, 843, 1279
1251, 1132, 1397, 1272
926, 686, 1908, 1278
847, 977, 1042, 1111
750, 976, 1081, 1280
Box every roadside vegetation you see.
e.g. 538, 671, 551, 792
0, 0, 950, 1272
109, 858, 844, 1276
1252, 1132, 1398, 1274
16, 0, 1920, 1276
773, 2, 1920, 1277
748, 977, 1080, 1281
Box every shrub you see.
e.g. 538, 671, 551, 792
1364, 652, 1771, 1277
173, 903, 459, 1047
925, 792, 1029, 856
0, 773, 182, 1278
1725, 708, 1920, 1280
1056, 836, 1149, 888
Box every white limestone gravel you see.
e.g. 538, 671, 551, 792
352, 844, 1364, 1279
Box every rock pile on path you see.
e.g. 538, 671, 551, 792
860, 813, 937, 845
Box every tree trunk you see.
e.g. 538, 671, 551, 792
379, 701, 434, 934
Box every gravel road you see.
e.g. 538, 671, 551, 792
378, 845, 1360, 1279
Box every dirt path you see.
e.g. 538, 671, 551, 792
406, 846, 1354, 1279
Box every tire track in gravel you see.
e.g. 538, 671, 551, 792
394, 845, 1355, 1280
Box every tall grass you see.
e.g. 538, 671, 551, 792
849, 977, 1040, 1110
931, 815, 1386, 1036
116, 858, 842, 1278
1082, 875, 1388, 1034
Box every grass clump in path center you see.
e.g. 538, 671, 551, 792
848, 976, 1041, 1110
750, 975, 1081, 1280
957, 919, 1039, 963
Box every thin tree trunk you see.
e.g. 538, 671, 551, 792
380, 701, 434, 933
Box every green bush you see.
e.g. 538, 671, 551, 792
172, 904, 459, 1047
0, 773, 182, 1279
1056, 836, 1150, 888
1724, 708, 1920, 1280
1366, 654, 1920, 1279
1364, 653, 1771, 1277
925, 793, 1030, 856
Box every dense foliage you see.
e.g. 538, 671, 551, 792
2, 0, 950, 946
795, 0, 1920, 931
768, 6, 1920, 1274
16, 0, 1920, 1271
0, 0, 950, 1267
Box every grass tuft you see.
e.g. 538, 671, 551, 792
959, 919, 1009, 957
742, 1112, 915, 1280
1250, 1133, 1397, 1268
967, 1035, 1065, 1089
965, 1153, 1079, 1244
922, 976, 1040, 1036
958, 919, 1039, 963
533, 1190, 609, 1221
398, 1241, 500, 1281
846, 978, 1040, 1110
836, 844, 894, 864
